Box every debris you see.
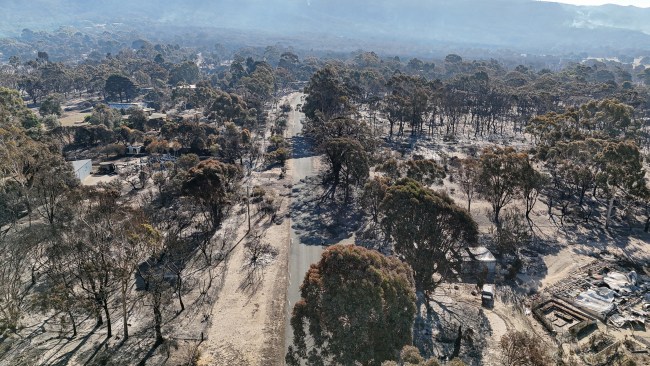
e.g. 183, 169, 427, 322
575, 289, 615, 318
603, 271, 637, 293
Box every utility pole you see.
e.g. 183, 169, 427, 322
247, 182, 251, 232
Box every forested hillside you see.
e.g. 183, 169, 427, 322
2, 0, 650, 54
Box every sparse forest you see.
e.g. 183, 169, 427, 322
1, 12, 650, 366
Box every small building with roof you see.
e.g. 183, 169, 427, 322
461, 246, 496, 278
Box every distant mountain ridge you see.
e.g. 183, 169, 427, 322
1, 0, 649, 54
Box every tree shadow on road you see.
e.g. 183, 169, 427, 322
290, 176, 363, 246
289, 135, 318, 159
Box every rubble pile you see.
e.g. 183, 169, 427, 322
541, 258, 650, 330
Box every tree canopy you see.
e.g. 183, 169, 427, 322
182, 159, 243, 229
104, 74, 137, 102
320, 137, 370, 202
303, 66, 353, 121
380, 179, 478, 291
477, 147, 529, 226
287, 244, 416, 366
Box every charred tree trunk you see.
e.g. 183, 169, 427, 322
102, 297, 112, 338
176, 276, 184, 312
67, 309, 77, 338
94, 295, 104, 328
153, 292, 164, 346
121, 281, 129, 340
605, 195, 615, 230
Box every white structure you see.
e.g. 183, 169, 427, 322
461, 246, 496, 276
127, 144, 143, 154
107, 102, 146, 110
70, 159, 92, 181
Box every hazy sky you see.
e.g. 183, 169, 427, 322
543, 0, 650, 6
